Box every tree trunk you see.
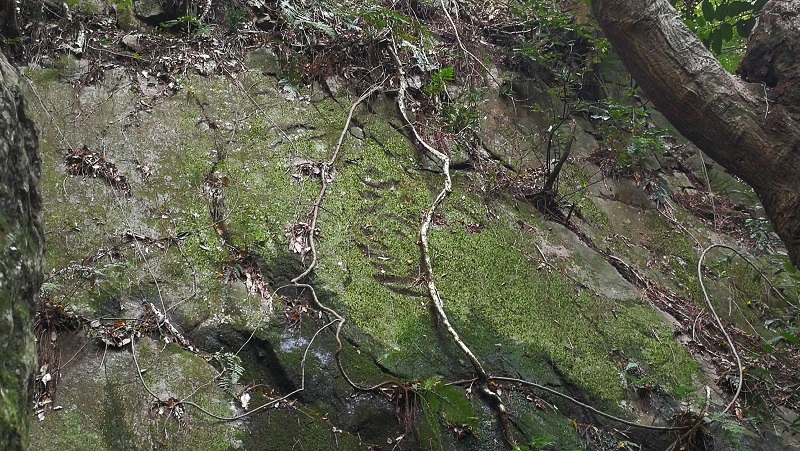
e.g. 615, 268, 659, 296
592, 0, 800, 266
0, 52, 44, 450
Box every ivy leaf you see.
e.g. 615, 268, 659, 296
701, 0, 716, 21
736, 17, 756, 37
711, 30, 723, 54
719, 22, 734, 41
420, 379, 478, 430
727, 1, 754, 16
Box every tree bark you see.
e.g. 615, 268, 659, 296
0, 52, 44, 450
592, 0, 800, 266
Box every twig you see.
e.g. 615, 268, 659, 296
180, 319, 337, 421
438, 0, 495, 81
130, 316, 338, 421
58, 337, 93, 370
542, 121, 577, 193
278, 284, 399, 392
130, 331, 164, 402
221, 65, 301, 156
291, 79, 386, 283
697, 151, 718, 232
276, 79, 402, 393
23, 75, 74, 150
490, 376, 688, 431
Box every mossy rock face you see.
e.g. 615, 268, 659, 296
0, 52, 45, 451
23, 50, 796, 448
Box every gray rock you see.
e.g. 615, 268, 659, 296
133, 0, 165, 22
349, 125, 365, 140
246, 48, 281, 76
255, 15, 276, 31
121, 34, 142, 53
324, 75, 345, 95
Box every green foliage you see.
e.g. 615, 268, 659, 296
424, 67, 454, 96
744, 217, 772, 253
280, 0, 335, 37
212, 352, 245, 397
707, 412, 758, 437
417, 376, 478, 439
225, 7, 247, 34
671, 0, 767, 55
276, 0, 421, 42
512, 0, 606, 79
441, 87, 484, 133
529, 434, 556, 449
110, 0, 132, 11
589, 99, 669, 172
160, 15, 212, 36
359, 5, 417, 38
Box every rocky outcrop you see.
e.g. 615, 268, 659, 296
15, 5, 800, 449
0, 53, 44, 450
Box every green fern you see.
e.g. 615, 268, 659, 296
425, 67, 454, 96
213, 352, 245, 397
708, 412, 757, 438
280, 0, 335, 37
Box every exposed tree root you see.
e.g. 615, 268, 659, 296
697, 244, 745, 414
389, 45, 516, 446
280, 78, 406, 394
489, 376, 688, 431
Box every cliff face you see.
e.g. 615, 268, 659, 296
0, 52, 44, 450
8, 2, 800, 450
16, 62, 795, 449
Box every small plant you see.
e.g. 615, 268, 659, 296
212, 351, 245, 397
110, 0, 132, 10
441, 87, 485, 134
52, 55, 80, 76
707, 411, 758, 438
529, 434, 555, 449
225, 7, 247, 34
589, 99, 670, 173
160, 15, 211, 36
744, 217, 771, 253
416, 376, 478, 444
424, 66, 454, 96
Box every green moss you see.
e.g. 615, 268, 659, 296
241, 408, 363, 450
514, 406, 583, 450
51, 55, 81, 78
642, 214, 702, 300
25, 68, 61, 84
295, 103, 702, 406
577, 195, 611, 230
101, 381, 135, 449
31, 410, 105, 449
696, 252, 776, 338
